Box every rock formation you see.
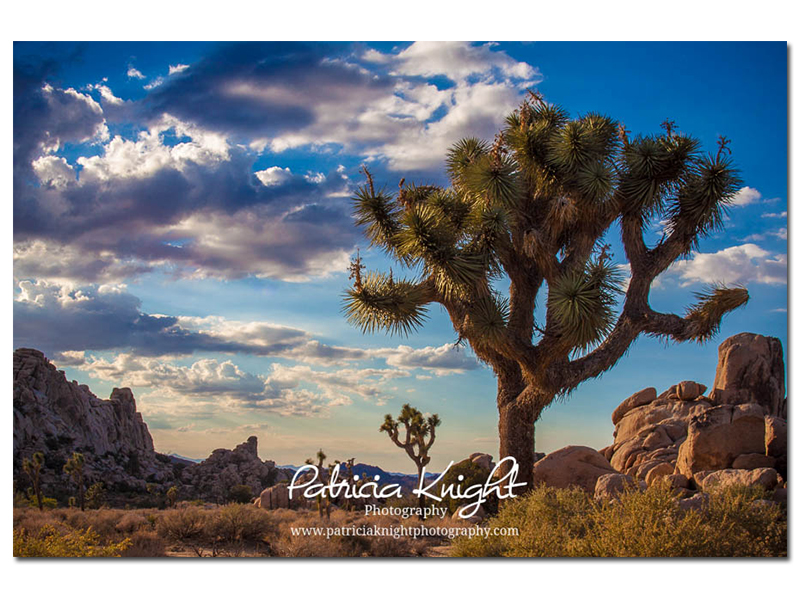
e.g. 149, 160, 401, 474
180, 436, 287, 503
531, 333, 787, 504
13, 348, 173, 494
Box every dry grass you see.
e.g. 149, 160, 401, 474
451, 482, 787, 557
13, 504, 443, 557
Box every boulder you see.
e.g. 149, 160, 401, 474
469, 452, 495, 471
644, 462, 675, 486
594, 473, 636, 502
534, 445, 616, 493
676, 404, 766, 478
611, 387, 657, 425
713, 333, 786, 418
765, 415, 787, 478
695, 468, 779, 491
676, 381, 707, 401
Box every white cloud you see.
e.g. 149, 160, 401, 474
144, 76, 165, 90
383, 41, 541, 84
663, 243, 787, 287
263, 42, 540, 171
255, 166, 292, 186
169, 64, 190, 75
762, 211, 787, 219
731, 186, 762, 206
31, 155, 76, 189
91, 84, 124, 105
79, 354, 408, 416
378, 343, 479, 375
77, 114, 230, 182
127, 67, 145, 80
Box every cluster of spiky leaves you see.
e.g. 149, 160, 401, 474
345, 92, 745, 360
681, 285, 750, 343
549, 251, 625, 351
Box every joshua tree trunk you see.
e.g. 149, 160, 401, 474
497, 375, 548, 493
416, 463, 426, 511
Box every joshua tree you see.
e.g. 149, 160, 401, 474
22, 452, 45, 511
63, 452, 86, 511
306, 449, 331, 518
345, 93, 747, 490
380, 404, 440, 508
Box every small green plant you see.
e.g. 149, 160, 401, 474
22, 452, 45, 511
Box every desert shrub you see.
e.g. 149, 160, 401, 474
204, 504, 274, 544
228, 484, 254, 504
14, 525, 131, 557
120, 530, 167, 557
451, 482, 787, 557
115, 512, 150, 534
436, 460, 496, 517
15, 489, 58, 509
157, 507, 207, 545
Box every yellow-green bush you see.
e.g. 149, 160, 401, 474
14, 525, 131, 557
452, 483, 786, 557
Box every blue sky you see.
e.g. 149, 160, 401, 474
13, 42, 787, 471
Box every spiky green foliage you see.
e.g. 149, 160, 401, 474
343, 270, 430, 336
549, 256, 624, 351
682, 285, 750, 342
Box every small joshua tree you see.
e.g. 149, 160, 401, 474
22, 452, 45, 511
306, 449, 331, 518
63, 452, 86, 511
380, 404, 440, 509
345, 92, 748, 490
166, 485, 179, 508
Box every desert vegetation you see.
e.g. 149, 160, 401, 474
452, 482, 787, 557
13, 503, 447, 557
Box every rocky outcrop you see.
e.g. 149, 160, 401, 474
180, 436, 286, 503
533, 446, 616, 493
713, 333, 786, 418
13, 348, 172, 492
601, 332, 787, 496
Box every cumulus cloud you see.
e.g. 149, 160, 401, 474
377, 41, 541, 84
78, 354, 407, 416
379, 343, 479, 375
15, 42, 540, 286
762, 211, 787, 218
31, 156, 76, 189
662, 243, 787, 287
731, 186, 762, 206
255, 166, 292, 186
